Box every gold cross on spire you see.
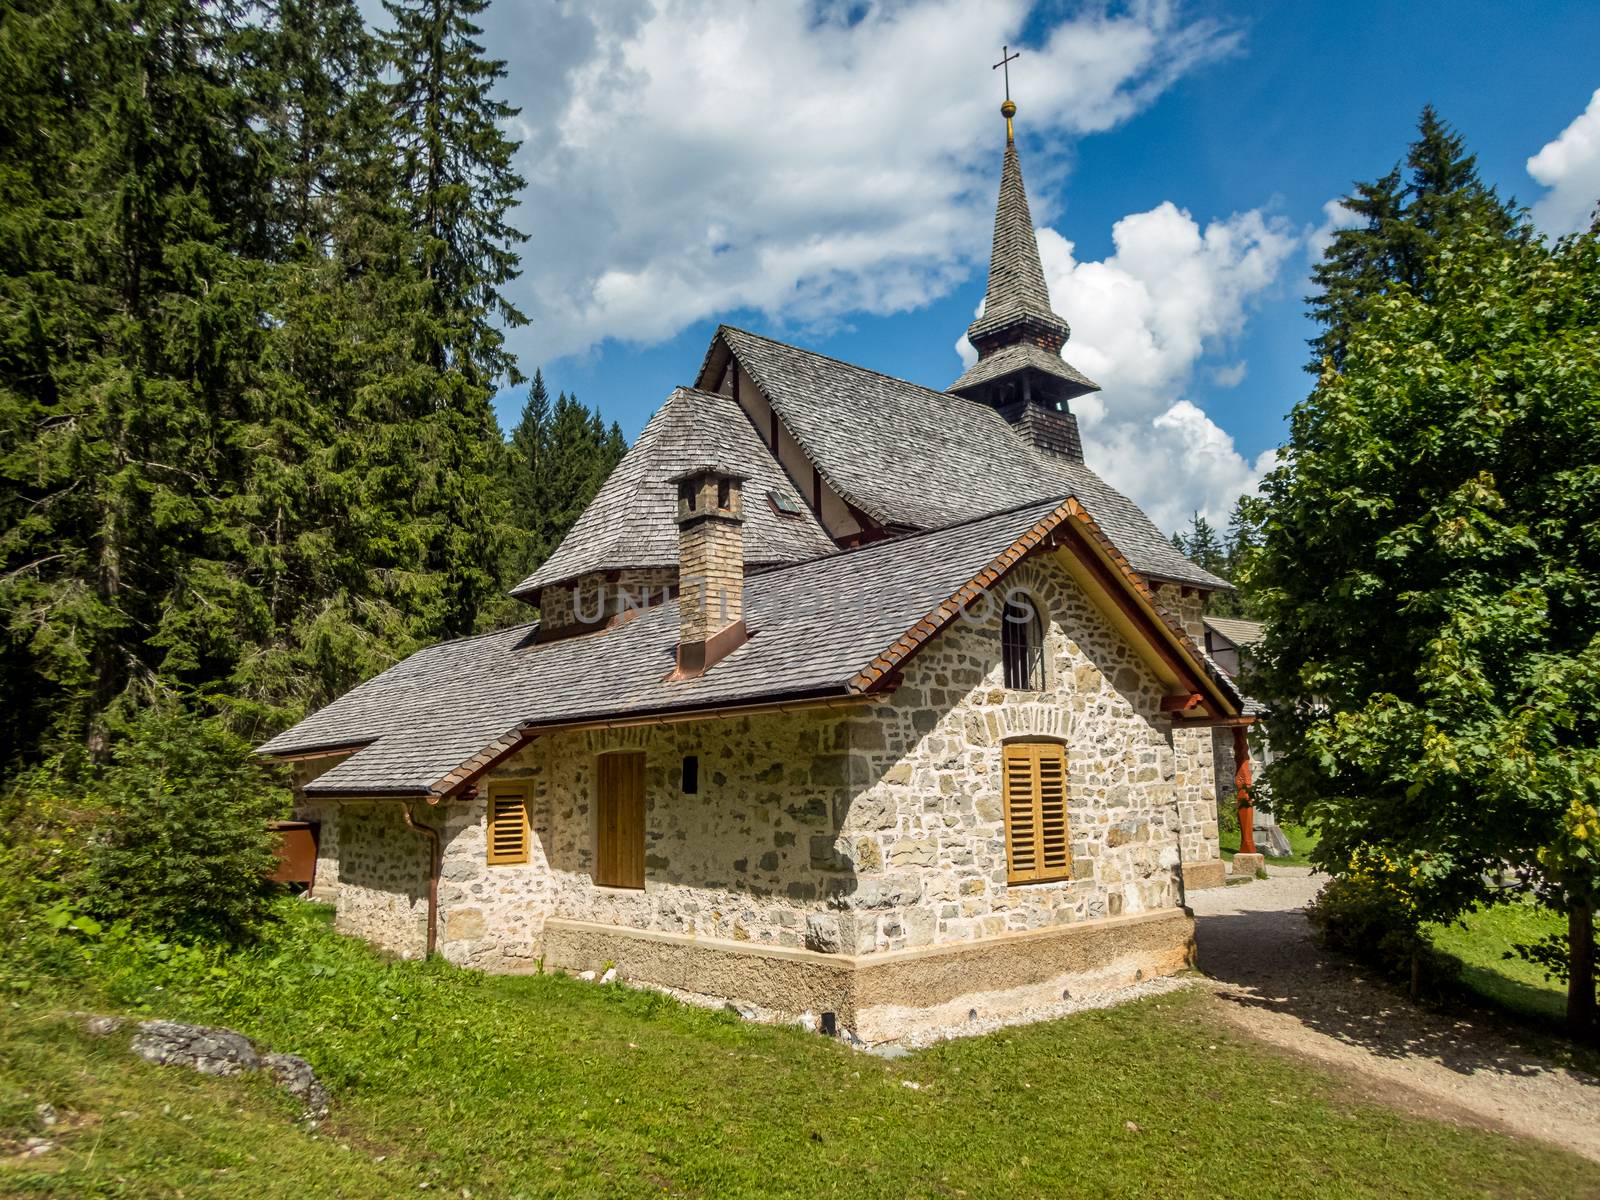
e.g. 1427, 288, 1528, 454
992, 44, 1020, 143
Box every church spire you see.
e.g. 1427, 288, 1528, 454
964, 91, 1069, 349
950, 63, 1099, 464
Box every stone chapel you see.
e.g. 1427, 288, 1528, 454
258, 94, 1257, 1045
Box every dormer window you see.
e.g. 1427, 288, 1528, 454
1002, 596, 1045, 690
768, 489, 803, 518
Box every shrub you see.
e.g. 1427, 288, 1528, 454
1306, 850, 1452, 992
82, 710, 288, 943
0, 763, 99, 988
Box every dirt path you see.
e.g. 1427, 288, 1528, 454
1189, 869, 1600, 1161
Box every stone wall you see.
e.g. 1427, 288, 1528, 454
538, 567, 678, 635
826, 559, 1186, 956
326, 801, 431, 959
301, 547, 1219, 1013
435, 708, 853, 969
291, 758, 345, 904
1151, 581, 1207, 644
1150, 582, 1222, 883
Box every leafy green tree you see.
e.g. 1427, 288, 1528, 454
1309, 106, 1518, 371
1254, 223, 1600, 1037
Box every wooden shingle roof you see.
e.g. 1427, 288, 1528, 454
965, 139, 1069, 347
703, 326, 1227, 590
259, 498, 1242, 797
511, 386, 833, 597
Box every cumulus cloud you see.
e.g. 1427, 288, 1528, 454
957, 201, 1295, 530
476, 0, 1238, 362
1528, 87, 1600, 237
1306, 197, 1358, 263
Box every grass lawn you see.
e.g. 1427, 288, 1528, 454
1425, 901, 1571, 1028
1220, 821, 1321, 868
3, 904, 1595, 1200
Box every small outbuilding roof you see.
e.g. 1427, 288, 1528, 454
1203, 615, 1265, 649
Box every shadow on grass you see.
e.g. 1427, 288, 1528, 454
1192, 903, 1600, 1084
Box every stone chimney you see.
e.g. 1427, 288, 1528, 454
671, 465, 749, 677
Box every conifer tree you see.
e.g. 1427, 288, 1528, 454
251, 0, 378, 247
1180, 513, 1227, 577
380, 0, 528, 389
1, 0, 279, 757
1309, 106, 1518, 370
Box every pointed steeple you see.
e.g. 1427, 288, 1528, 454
965, 126, 1068, 347
951, 91, 1099, 463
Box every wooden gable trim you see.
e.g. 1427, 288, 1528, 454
258, 740, 370, 764
845, 499, 1236, 718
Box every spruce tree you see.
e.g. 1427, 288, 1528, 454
251, 0, 377, 247
0, 0, 279, 758
1309, 106, 1519, 371
380, 0, 528, 388
1180, 513, 1226, 577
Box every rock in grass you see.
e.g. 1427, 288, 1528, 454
128, 1020, 332, 1120
262, 1052, 332, 1117
132, 1021, 260, 1076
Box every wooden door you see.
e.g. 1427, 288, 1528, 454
596, 752, 646, 888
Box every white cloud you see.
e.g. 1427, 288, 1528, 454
1306, 197, 1358, 263
476, 0, 1238, 362
1528, 87, 1600, 237
964, 201, 1295, 531
1211, 361, 1247, 387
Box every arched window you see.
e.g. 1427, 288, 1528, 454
1002, 595, 1045, 690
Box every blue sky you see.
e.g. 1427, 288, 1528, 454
478, 1, 1600, 533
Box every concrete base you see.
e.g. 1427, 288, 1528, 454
1181, 859, 1228, 890
542, 907, 1195, 1046
1230, 853, 1266, 877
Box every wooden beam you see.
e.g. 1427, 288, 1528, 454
1160, 693, 1204, 713
1172, 714, 1255, 728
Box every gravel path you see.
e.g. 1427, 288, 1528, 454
1189, 869, 1600, 1161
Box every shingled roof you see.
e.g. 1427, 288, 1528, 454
511, 386, 833, 597
949, 340, 1098, 396
965, 138, 1068, 347
700, 326, 1227, 590
259, 498, 1241, 797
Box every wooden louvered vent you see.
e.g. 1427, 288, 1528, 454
486, 783, 530, 865
1002, 743, 1071, 884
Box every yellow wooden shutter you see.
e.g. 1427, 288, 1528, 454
486, 784, 529, 865
596, 753, 646, 889
1002, 743, 1070, 884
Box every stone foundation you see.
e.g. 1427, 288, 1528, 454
543, 906, 1194, 1045
1181, 859, 1227, 890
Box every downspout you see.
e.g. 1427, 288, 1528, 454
401, 802, 441, 958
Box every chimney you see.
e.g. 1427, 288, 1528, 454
671, 465, 749, 677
